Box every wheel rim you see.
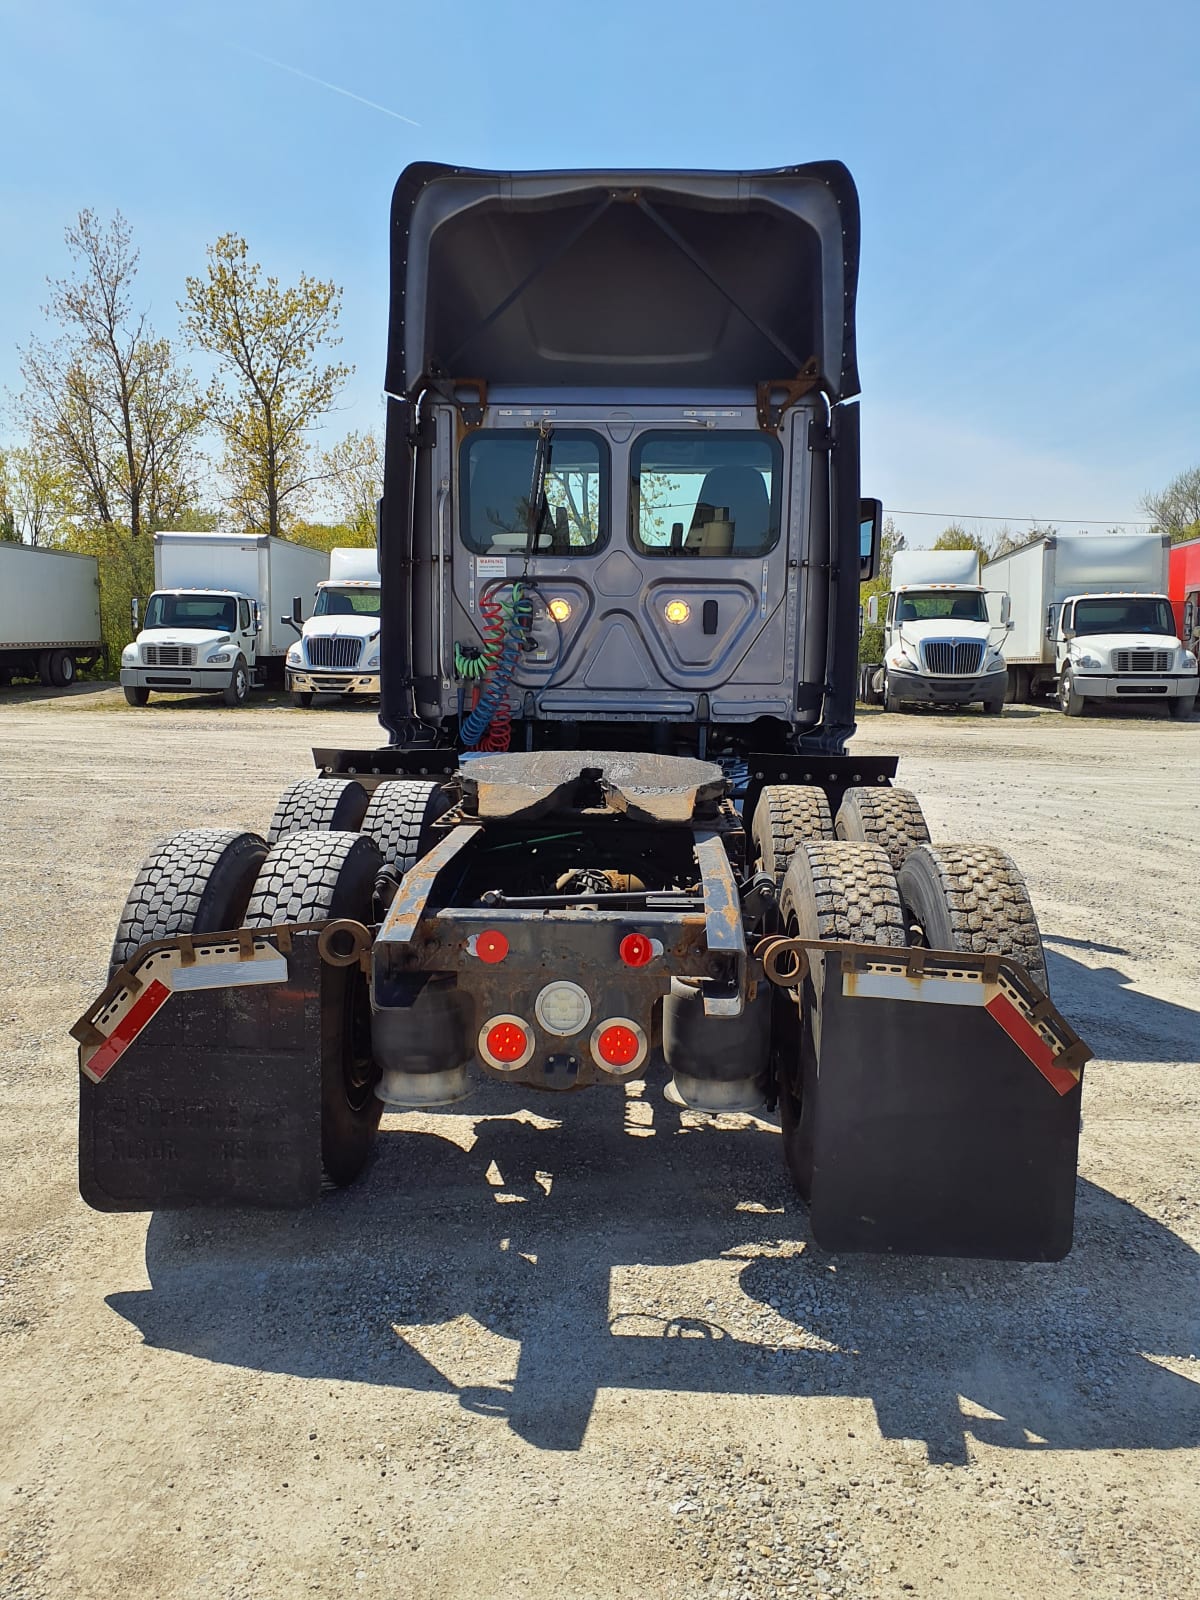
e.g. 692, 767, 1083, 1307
237, 668, 247, 698
1061, 674, 1070, 710
340, 972, 376, 1114
62, 657, 75, 683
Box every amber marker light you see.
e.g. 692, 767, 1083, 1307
548, 597, 572, 623
664, 600, 691, 624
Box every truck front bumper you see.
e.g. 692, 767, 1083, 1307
121, 666, 233, 692
887, 666, 1007, 705
287, 670, 380, 698
1072, 672, 1197, 702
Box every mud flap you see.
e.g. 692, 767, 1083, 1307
805, 951, 1085, 1260
75, 932, 328, 1211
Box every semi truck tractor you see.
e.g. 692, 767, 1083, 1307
286, 546, 381, 706
984, 532, 1197, 717
75, 161, 1091, 1261
0, 543, 102, 688
120, 531, 328, 706
1168, 537, 1200, 660
860, 548, 1010, 713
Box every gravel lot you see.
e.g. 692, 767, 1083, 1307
1, 685, 1198, 1600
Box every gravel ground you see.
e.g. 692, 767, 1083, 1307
1, 684, 1198, 1600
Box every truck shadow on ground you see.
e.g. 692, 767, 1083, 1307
108, 1081, 1200, 1464
1043, 943, 1200, 1063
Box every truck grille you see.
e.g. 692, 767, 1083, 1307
308, 637, 362, 669
142, 645, 196, 667
922, 641, 984, 676
1111, 649, 1171, 673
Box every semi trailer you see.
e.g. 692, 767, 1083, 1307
984, 532, 1196, 717
120, 531, 328, 706
0, 543, 102, 688
286, 546, 382, 705
1168, 537, 1200, 659
75, 161, 1091, 1261
859, 548, 1010, 713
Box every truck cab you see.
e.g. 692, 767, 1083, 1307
121, 587, 260, 706
286, 547, 382, 706
865, 549, 1010, 713
1051, 590, 1196, 717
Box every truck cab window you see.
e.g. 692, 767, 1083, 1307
631, 432, 781, 557
314, 586, 383, 618
1072, 597, 1174, 635
896, 591, 987, 623
238, 600, 251, 631
460, 431, 607, 556
143, 593, 237, 632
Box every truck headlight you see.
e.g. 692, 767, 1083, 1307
365, 651, 380, 669
888, 652, 916, 670
1182, 650, 1198, 672
121, 644, 138, 665
287, 645, 303, 665
1072, 649, 1103, 669
206, 651, 232, 664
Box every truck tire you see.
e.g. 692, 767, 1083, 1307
223, 655, 250, 707
775, 842, 906, 1196
834, 786, 930, 873
1004, 666, 1029, 705
896, 843, 1048, 994
1058, 668, 1085, 717
123, 685, 150, 707
266, 777, 370, 844
291, 690, 314, 708
883, 671, 903, 713
109, 828, 269, 975
858, 665, 881, 706
982, 695, 1004, 716
49, 650, 76, 687
1168, 694, 1196, 721
359, 779, 450, 873
243, 830, 384, 1188
750, 784, 834, 882
37, 650, 54, 687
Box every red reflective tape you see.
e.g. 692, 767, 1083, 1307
986, 992, 1080, 1096
82, 978, 172, 1084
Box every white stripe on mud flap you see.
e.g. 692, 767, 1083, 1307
842, 971, 993, 1007
168, 956, 289, 991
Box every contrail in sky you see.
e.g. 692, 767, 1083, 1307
238, 46, 421, 127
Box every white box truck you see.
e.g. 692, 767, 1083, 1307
861, 548, 1011, 713
0, 543, 102, 689
284, 545, 381, 706
983, 532, 1197, 718
120, 531, 328, 707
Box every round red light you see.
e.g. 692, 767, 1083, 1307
486, 1021, 528, 1063
596, 1024, 641, 1067
476, 929, 509, 964
619, 933, 654, 968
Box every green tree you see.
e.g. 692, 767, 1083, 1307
182, 235, 351, 538
858, 516, 906, 663
320, 428, 382, 542
17, 210, 205, 541
932, 523, 992, 557
0, 443, 74, 546
1142, 465, 1200, 544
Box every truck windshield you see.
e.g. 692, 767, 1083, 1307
895, 591, 986, 623
144, 593, 237, 631
460, 430, 607, 555
632, 432, 781, 557
1072, 597, 1175, 636
314, 586, 382, 618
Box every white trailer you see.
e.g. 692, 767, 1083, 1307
983, 533, 1197, 717
119, 531, 328, 707
285, 545, 382, 706
861, 547, 1011, 713
0, 544, 102, 689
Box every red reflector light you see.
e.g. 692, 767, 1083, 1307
476, 929, 509, 964
486, 1021, 528, 1063
596, 1024, 641, 1067
619, 933, 654, 968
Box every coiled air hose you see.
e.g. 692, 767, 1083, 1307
458, 582, 532, 751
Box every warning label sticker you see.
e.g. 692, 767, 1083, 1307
475, 556, 507, 578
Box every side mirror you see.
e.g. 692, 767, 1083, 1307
859, 497, 883, 581
131, 596, 140, 632
999, 594, 1011, 627
291, 596, 303, 625
866, 594, 880, 626
1045, 604, 1057, 642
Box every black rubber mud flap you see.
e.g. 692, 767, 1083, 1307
806, 958, 1083, 1261
78, 934, 329, 1212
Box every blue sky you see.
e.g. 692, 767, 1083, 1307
2, 0, 1197, 546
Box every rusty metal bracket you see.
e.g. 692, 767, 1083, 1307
692, 831, 745, 1018
756, 362, 822, 432
376, 825, 483, 946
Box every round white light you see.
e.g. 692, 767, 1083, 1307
664, 600, 691, 624
534, 981, 592, 1037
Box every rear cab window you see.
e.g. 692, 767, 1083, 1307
631, 431, 783, 558
460, 430, 608, 556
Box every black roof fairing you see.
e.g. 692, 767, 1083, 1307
386, 161, 860, 402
